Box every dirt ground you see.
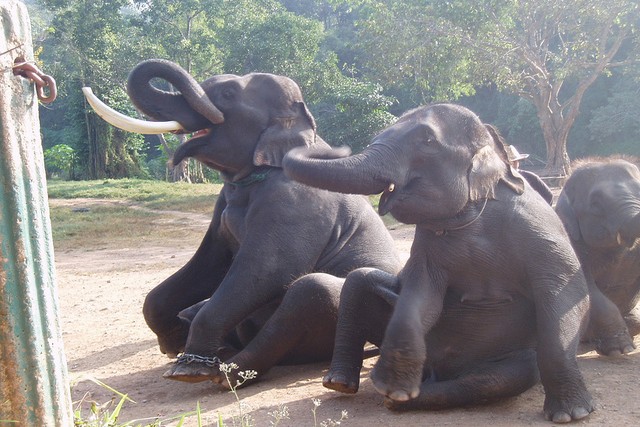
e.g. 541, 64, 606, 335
53, 198, 640, 426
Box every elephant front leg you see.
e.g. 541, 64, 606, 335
584, 274, 635, 355
370, 267, 445, 402
535, 277, 594, 422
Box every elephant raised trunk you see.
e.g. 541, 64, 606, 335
82, 59, 225, 135
283, 145, 398, 197
127, 59, 224, 129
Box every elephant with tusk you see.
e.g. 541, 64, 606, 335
282, 103, 597, 423
83, 59, 402, 388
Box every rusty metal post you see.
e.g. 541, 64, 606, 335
0, 1, 73, 425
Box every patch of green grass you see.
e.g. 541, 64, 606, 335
47, 179, 222, 214
49, 204, 161, 250
72, 377, 200, 427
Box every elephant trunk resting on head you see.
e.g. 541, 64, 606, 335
84, 59, 402, 388
555, 156, 640, 354
282, 103, 600, 423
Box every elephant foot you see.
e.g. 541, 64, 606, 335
163, 353, 223, 383
624, 309, 640, 337
591, 328, 635, 356
384, 396, 418, 411
543, 392, 594, 423
370, 351, 422, 402
157, 319, 191, 358
322, 365, 361, 394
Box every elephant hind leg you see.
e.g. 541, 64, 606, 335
214, 273, 344, 389
385, 349, 539, 411
324, 268, 398, 395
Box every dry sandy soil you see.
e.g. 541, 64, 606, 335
53, 199, 640, 426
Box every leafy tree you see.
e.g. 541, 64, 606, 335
130, 0, 227, 182
220, 1, 395, 149
35, 0, 150, 179
44, 144, 77, 179
586, 67, 640, 157
356, 0, 640, 174
313, 75, 396, 151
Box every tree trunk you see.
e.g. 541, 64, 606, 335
535, 104, 571, 177
156, 133, 192, 182
86, 113, 108, 179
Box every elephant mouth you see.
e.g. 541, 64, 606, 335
171, 128, 218, 167
189, 128, 211, 140
617, 231, 639, 248
378, 182, 399, 216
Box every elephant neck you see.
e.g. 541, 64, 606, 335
422, 196, 490, 236
225, 166, 276, 187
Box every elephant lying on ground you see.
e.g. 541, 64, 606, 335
84, 59, 401, 387
555, 156, 640, 353
283, 103, 600, 422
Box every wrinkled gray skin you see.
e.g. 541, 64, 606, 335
128, 59, 401, 387
555, 157, 640, 354
282, 104, 597, 423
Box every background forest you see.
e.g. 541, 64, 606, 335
27, 0, 640, 182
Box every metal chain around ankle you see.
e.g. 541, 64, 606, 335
176, 353, 221, 367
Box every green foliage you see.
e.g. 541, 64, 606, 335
44, 144, 77, 179
313, 75, 396, 151
71, 376, 201, 427
354, 0, 640, 172
35, 0, 153, 179
31, 0, 640, 176
585, 71, 640, 157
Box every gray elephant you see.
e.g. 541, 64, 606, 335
282, 103, 599, 422
85, 59, 401, 387
555, 156, 640, 353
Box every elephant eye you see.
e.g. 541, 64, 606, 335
222, 88, 235, 100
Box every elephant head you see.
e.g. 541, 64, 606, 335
84, 59, 322, 181
556, 157, 640, 248
283, 103, 524, 224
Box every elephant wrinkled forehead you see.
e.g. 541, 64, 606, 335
572, 158, 640, 184
202, 72, 304, 106
394, 103, 488, 148
201, 74, 240, 87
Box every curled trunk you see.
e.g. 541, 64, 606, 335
126, 59, 224, 131
283, 146, 393, 195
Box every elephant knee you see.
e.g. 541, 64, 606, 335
142, 287, 174, 329
342, 268, 397, 302
284, 273, 343, 313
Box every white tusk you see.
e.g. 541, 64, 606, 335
617, 232, 624, 246
82, 87, 184, 134
388, 183, 395, 192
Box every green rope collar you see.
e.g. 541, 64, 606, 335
228, 167, 274, 187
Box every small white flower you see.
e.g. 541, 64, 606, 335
219, 362, 239, 373
238, 370, 258, 381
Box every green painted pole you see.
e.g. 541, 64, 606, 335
0, 1, 73, 425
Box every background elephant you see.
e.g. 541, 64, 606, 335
92, 59, 401, 387
282, 103, 600, 422
555, 156, 640, 354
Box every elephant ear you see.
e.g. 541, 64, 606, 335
468, 144, 525, 201
253, 101, 318, 167
555, 192, 582, 241
485, 124, 525, 195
